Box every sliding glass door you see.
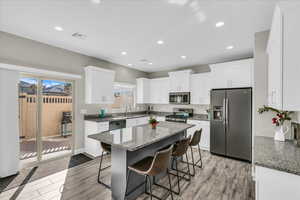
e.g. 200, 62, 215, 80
19, 76, 74, 163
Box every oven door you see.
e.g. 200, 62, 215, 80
169, 92, 190, 104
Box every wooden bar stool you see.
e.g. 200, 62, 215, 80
125, 145, 174, 200
169, 136, 191, 195
97, 142, 111, 189
189, 129, 203, 176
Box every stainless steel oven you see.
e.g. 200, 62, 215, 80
169, 92, 190, 104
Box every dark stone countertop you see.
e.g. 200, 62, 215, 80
84, 112, 209, 123
254, 136, 300, 176
88, 121, 194, 151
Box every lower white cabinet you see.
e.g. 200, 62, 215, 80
187, 120, 210, 151
255, 166, 300, 200
126, 117, 149, 128
155, 116, 165, 122
84, 121, 109, 157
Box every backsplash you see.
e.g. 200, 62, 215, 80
83, 104, 147, 115
147, 104, 210, 114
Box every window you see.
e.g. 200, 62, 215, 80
111, 83, 136, 111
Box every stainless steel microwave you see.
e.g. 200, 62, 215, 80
169, 92, 190, 104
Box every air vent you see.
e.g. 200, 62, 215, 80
72, 32, 87, 40
139, 59, 149, 63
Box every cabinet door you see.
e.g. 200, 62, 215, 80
200, 124, 210, 151
85, 66, 115, 104
268, 6, 283, 109
256, 166, 300, 200
84, 121, 109, 157
210, 59, 252, 89
126, 118, 137, 127
191, 73, 211, 105
136, 117, 149, 126
282, 4, 300, 110
136, 78, 150, 104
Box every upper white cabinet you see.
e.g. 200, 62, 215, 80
136, 78, 150, 104
85, 66, 115, 104
136, 77, 169, 104
267, 3, 300, 110
210, 59, 253, 89
190, 73, 211, 105
149, 78, 169, 104
168, 70, 192, 92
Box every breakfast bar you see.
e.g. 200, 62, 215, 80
88, 121, 194, 200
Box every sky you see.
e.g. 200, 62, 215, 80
21, 78, 68, 88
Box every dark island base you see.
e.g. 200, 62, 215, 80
111, 132, 184, 200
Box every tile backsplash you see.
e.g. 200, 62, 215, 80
148, 104, 210, 114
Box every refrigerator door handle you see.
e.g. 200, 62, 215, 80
226, 98, 229, 128
223, 98, 226, 125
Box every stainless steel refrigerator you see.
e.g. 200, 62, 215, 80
210, 88, 252, 162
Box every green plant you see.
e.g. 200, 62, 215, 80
258, 105, 293, 126
149, 117, 158, 125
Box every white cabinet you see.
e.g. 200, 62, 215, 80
137, 77, 169, 104
187, 120, 210, 151
155, 116, 165, 122
190, 73, 211, 105
85, 66, 115, 104
149, 78, 169, 104
210, 59, 253, 89
168, 70, 192, 92
255, 166, 300, 200
136, 78, 150, 104
126, 117, 149, 128
267, 3, 300, 110
84, 121, 109, 157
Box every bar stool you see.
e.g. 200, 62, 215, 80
97, 142, 111, 189
189, 129, 203, 176
169, 136, 191, 195
125, 145, 174, 200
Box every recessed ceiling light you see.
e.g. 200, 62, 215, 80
181, 55, 187, 59
54, 26, 63, 31
157, 40, 164, 45
91, 0, 101, 4
226, 45, 234, 50
127, 64, 132, 66
148, 62, 153, 65
121, 51, 127, 55
215, 21, 225, 28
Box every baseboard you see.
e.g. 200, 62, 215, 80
74, 148, 85, 155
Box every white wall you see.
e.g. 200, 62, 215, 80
254, 31, 275, 137
0, 69, 20, 177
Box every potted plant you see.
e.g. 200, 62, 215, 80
258, 105, 294, 141
149, 117, 159, 129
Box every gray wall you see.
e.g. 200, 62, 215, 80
0, 31, 148, 151
253, 30, 278, 137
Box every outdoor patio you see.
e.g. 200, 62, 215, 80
20, 136, 72, 160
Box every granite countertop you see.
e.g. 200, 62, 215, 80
254, 136, 300, 175
88, 121, 194, 151
84, 112, 209, 123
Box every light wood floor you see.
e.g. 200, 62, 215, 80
0, 150, 255, 200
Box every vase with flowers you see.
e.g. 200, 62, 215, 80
149, 117, 159, 129
258, 106, 293, 141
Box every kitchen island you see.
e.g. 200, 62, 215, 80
88, 121, 194, 200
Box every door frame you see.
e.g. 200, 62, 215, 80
19, 74, 76, 165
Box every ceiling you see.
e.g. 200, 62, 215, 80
0, 0, 278, 72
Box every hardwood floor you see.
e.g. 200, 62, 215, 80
0, 150, 255, 200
